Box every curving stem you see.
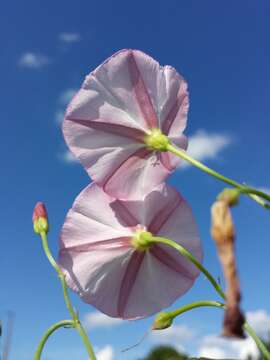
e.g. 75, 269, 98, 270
34, 320, 74, 360
166, 143, 270, 210
150, 235, 270, 359
34, 231, 97, 360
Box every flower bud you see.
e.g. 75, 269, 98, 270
152, 312, 173, 330
217, 188, 240, 207
33, 202, 49, 234
211, 199, 245, 338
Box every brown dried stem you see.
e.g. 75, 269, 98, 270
211, 198, 245, 338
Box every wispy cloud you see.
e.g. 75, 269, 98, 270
59, 32, 81, 43
56, 88, 78, 163
197, 309, 270, 359
58, 150, 78, 164
55, 88, 77, 124
59, 88, 77, 105
151, 324, 194, 344
96, 345, 114, 360
83, 312, 124, 330
150, 324, 193, 354
198, 334, 259, 359
246, 309, 270, 337
55, 110, 65, 125
18, 52, 50, 69
183, 130, 232, 168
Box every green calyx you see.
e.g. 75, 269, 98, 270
144, 129, 170, 151
217, 188, 241, 207
152, 312, 173, 330
131, 230, 153, 251
33, 217, 49, 235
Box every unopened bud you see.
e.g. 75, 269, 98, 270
211, 199, 245, 339
217, 188, 240, 207
152, 312, 173, 330
211, 201, 234, 247
33, 202, 49, 234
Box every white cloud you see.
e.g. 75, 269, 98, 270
59, 88, 77, 105
18, 52, 50, 68
55, 88, 77, 125
58, 150, 78, 163
199, 346, 226, 358
55, 109, 65, 125
96, 345, 114, 360
83, 312, 124, 330
247, 309, 270, 337
151, 324, 193, 344
183, 130, 232, 167
59, 32, 81, 43
198, 334, 259, 359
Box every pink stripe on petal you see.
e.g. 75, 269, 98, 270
128, 51, 158, 129
103, 147, 151, 191
110, 200, 139, 227
158, 152, 175, 172
117, 251, 145, 317
161, 92, 188, 135
66, 117, 146, 142
148, 196, 182, 234
150, 245, 194, 280
60, 237, 132, 254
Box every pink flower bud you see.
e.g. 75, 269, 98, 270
33, 202, 49, 234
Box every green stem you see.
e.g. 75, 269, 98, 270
34, 320, 74, 360
38, 231, 96, 360
150, 236, 270, 359
152, 236, 225, 300
168, 300, 225, 319
244, 322, 270, 359
40, 231, 76, 321
167, 143, 270, 210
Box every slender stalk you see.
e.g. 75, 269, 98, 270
244, 322, 270, 359
167, 143, 270, 209
34, 320, 74, 360
165, 301, 270, 360
37, 231, 97, 360
150, 236, 270, 359
152, 236, 225, 299
40, 231, 76, 321
168, 300, 225, 319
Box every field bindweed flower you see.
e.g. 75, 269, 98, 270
63, 49, 189, 199
58, 183, 202, 319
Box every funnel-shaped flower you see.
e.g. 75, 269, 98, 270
63, 49, 189, 199
58, 183, 202, 319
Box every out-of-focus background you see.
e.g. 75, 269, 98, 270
1, 0, 270, 359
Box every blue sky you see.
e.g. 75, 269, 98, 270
1, 0, 270, 359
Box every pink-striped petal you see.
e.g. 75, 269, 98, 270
101, 149, 171, 200
59, 184, 202, 319
63, 50, 190, 200
159, 68, 189, 136
59, 183, 134, 251
159, 134, 188, 171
